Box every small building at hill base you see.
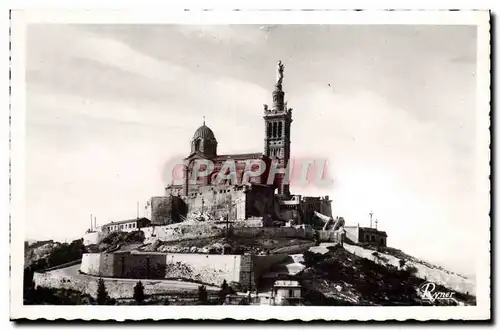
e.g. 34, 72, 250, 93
272, 280, 303, 306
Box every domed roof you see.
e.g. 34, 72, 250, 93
193, 124, 216, 141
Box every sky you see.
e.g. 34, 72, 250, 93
25, 24, 480, 276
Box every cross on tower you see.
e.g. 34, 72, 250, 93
369, 211, 374, 228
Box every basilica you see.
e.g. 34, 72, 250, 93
148, 62, 332, 226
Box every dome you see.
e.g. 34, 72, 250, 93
191, 122, 218, 157
193, 124, 216, 141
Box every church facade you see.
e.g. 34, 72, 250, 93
150, 62, 332, 226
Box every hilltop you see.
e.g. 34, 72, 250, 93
24, 229, 476, 306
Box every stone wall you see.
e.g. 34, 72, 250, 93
81, 252, 167, 279
118, 253, 166, 279
244, 185, 277, 219
232, 226, 312, 239
270, 242, 317, 254
80, 253, 101, 275
33, 270, 220, 299
149, 196, 170, 225
83, 231, 103, 246
149, 196, 188, 225
317, 230, 343, 243
80, 252, 287, 288
99, 253, 117, 277
142, 223, 225, 243
185, 185, 247, 220
162, 253, 243, 285
344, 226, 360, 243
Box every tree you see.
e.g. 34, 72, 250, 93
96, 278, 109, 305
198, 285, 208, 304
133, 281, 145, 304
218, 279, 233, 304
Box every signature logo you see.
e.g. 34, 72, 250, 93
418, 282, 459, 305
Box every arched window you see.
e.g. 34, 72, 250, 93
194, 139, 201, 151
267, 122, 272, 138
278, 122, 283, 137
272, 122, 277, 138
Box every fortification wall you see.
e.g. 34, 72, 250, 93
120, 253, 166, 279
317, 230, 343, 243
244, 185, 277, 219
186, 186, 247, 220
80, 253, 101, 275
100, 253, 118, 277
33, 270, 219, 299
270, 242, 317, 255
80, 252, 286, 288
142, 223, 225, 243
148, 196, 187, 225
232, 226, 312, 239
344, 226, 360, 243
163, 253, 243, 285
83, 231, 104, 246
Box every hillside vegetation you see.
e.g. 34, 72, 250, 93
294, 245, 476, 306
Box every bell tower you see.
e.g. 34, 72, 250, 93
263, 61, 292, 197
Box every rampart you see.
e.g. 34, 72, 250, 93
231, 226, 313, 239
32, 270, 220, 299
83, 231, 105, 246
80, 252, 288, 288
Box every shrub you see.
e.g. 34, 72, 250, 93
198, 285, 208, 304
133, 281, 145, 304
303, 251, 325, 267
218, 279, 235, 304
405, 265, 419, 275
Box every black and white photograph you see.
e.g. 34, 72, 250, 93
9, 9, 490, 321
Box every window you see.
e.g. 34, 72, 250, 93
288, 289, 294, 298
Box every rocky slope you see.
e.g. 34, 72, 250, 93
276, 244, 476, 306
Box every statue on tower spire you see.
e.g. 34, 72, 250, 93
276, 60, 284, 87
